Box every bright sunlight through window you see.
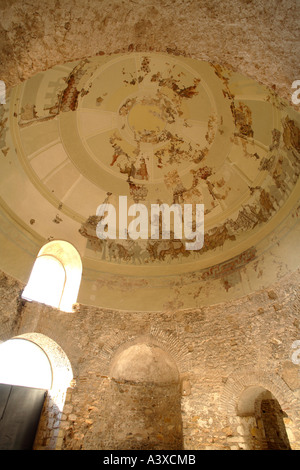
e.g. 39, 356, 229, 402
22, 241, 82, 312
0, 339, 52, 389
22, 255, 66, 309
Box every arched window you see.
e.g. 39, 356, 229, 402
22, 240, 82, 312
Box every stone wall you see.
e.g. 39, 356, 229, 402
0, 267, 299, 450
0, 270, 24, 341
0, 0, 299, 452
1, 0, 299, 106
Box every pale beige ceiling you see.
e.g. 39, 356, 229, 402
1, 52, 300, 310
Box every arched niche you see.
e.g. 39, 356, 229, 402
22, 240, 82, 312
110, 343, 180, 384
104, 340, 183, 450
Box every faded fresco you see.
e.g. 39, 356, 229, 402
1, 53, 299, 305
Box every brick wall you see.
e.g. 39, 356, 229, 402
0, 268, 299, 450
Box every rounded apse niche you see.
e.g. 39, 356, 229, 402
1, 52, 300, 310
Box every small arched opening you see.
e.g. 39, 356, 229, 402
237, 386, 291, 450
22, 240, 82, 312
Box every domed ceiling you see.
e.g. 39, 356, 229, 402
1, 52, 300, 310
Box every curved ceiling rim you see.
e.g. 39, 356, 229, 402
2, 174, 300, 280
3, 165, 300, 279
81, 185, 300, 278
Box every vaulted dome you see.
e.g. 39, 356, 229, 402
1, 52, 300, 310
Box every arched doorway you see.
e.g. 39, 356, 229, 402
237, 386, 291, 450
0, 338, 52, 450
0, 334, 73, 450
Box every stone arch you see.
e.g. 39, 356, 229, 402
237, 385, 271, 417
220, 369, 298, 418
7, 332, 74, 450
219, 369, 300, 450
109, 341, 180, 385
103, 335, 183, 450
237, 386, 292, 450
98, 327, 192, 377
14, 332, 73, 390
